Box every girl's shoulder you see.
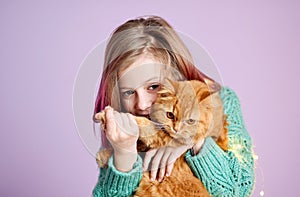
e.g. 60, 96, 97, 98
219, 86, 239, 101
218, 86, 244, 119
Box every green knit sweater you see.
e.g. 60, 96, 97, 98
93, 87, 255, 197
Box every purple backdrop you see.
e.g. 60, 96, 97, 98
1, 1, 299, 196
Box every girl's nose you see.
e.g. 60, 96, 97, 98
136, 91, 153, 111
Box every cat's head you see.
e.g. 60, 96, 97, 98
150, 78, 220, 145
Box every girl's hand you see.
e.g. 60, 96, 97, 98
142, 138, 205, 182
104, 106, 139, 172
143, 145, 192, 182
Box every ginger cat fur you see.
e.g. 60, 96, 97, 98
94, 79, 228, 197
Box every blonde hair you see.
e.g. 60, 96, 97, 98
94, 15, 220, 147
95, 15, 218, 112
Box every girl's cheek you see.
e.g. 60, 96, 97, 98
151, 92, 158, 103
122, 98, 134, 113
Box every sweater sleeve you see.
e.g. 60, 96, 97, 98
93, 154, 143, 197
185, 87, 255, 197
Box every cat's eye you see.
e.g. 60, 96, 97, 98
166, 112, 175, 119
186, 119, 196, 125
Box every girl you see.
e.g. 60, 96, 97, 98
93, 16, 254, 197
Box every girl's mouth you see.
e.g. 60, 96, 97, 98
137, 114, 150, 119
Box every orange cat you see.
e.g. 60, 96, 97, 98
94, 79, 228, 197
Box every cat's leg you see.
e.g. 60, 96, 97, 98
134, 116, 173, 148
96, 148, 113, 168
134, 116, 162, 148
94, 111, 174, 158
94, 110, 156, 138
93, 111, 111, 168
94, 111, 106, 130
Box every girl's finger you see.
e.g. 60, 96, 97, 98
114, 112, 138, 137
157, 149, 171, 181
159, 148, 171, 169
114, 112, 126, 134
166, 162, 175, 177
150, 149, 164, 181
123, 113, 139, 136
143, 149, 157, 172
157, 166, 166, 182
127, 114, 139, 133
104, 107, 116, 137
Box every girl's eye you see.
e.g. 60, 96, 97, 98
122, 90, 135, 97
186, 119, 196, 125
166, 112, 175, 119
148, 84, 160, 91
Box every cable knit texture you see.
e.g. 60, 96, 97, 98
185, 87, 254, 196
93, 155, 143, 197
93, 87, 254, 197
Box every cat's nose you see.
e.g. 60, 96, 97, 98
174, 123, 182, 133
172, 128, 178, 133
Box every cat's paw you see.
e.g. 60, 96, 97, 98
94, 111, 106, 130
96, 148, 113, 168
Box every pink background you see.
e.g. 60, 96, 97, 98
1, 1, 299, 196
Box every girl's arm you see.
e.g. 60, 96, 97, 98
93, 107, 142, 196
93, 155, 143, 197
185, 87, 255, 197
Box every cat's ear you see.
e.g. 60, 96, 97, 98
204, 78, 221, 94
163, 78, 177, 91
197, 80, 221, 108
196, 79, 220, 103
161, 78, 177, 95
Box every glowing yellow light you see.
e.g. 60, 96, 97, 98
260, 190, 264, 196
253, 154, 259, 160
236, 144, 242, 149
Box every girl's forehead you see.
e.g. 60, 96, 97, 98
118, 58, 166, 89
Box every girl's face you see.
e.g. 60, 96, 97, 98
118, 55, 165, 117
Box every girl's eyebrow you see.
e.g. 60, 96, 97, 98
119, 77, 161, 90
